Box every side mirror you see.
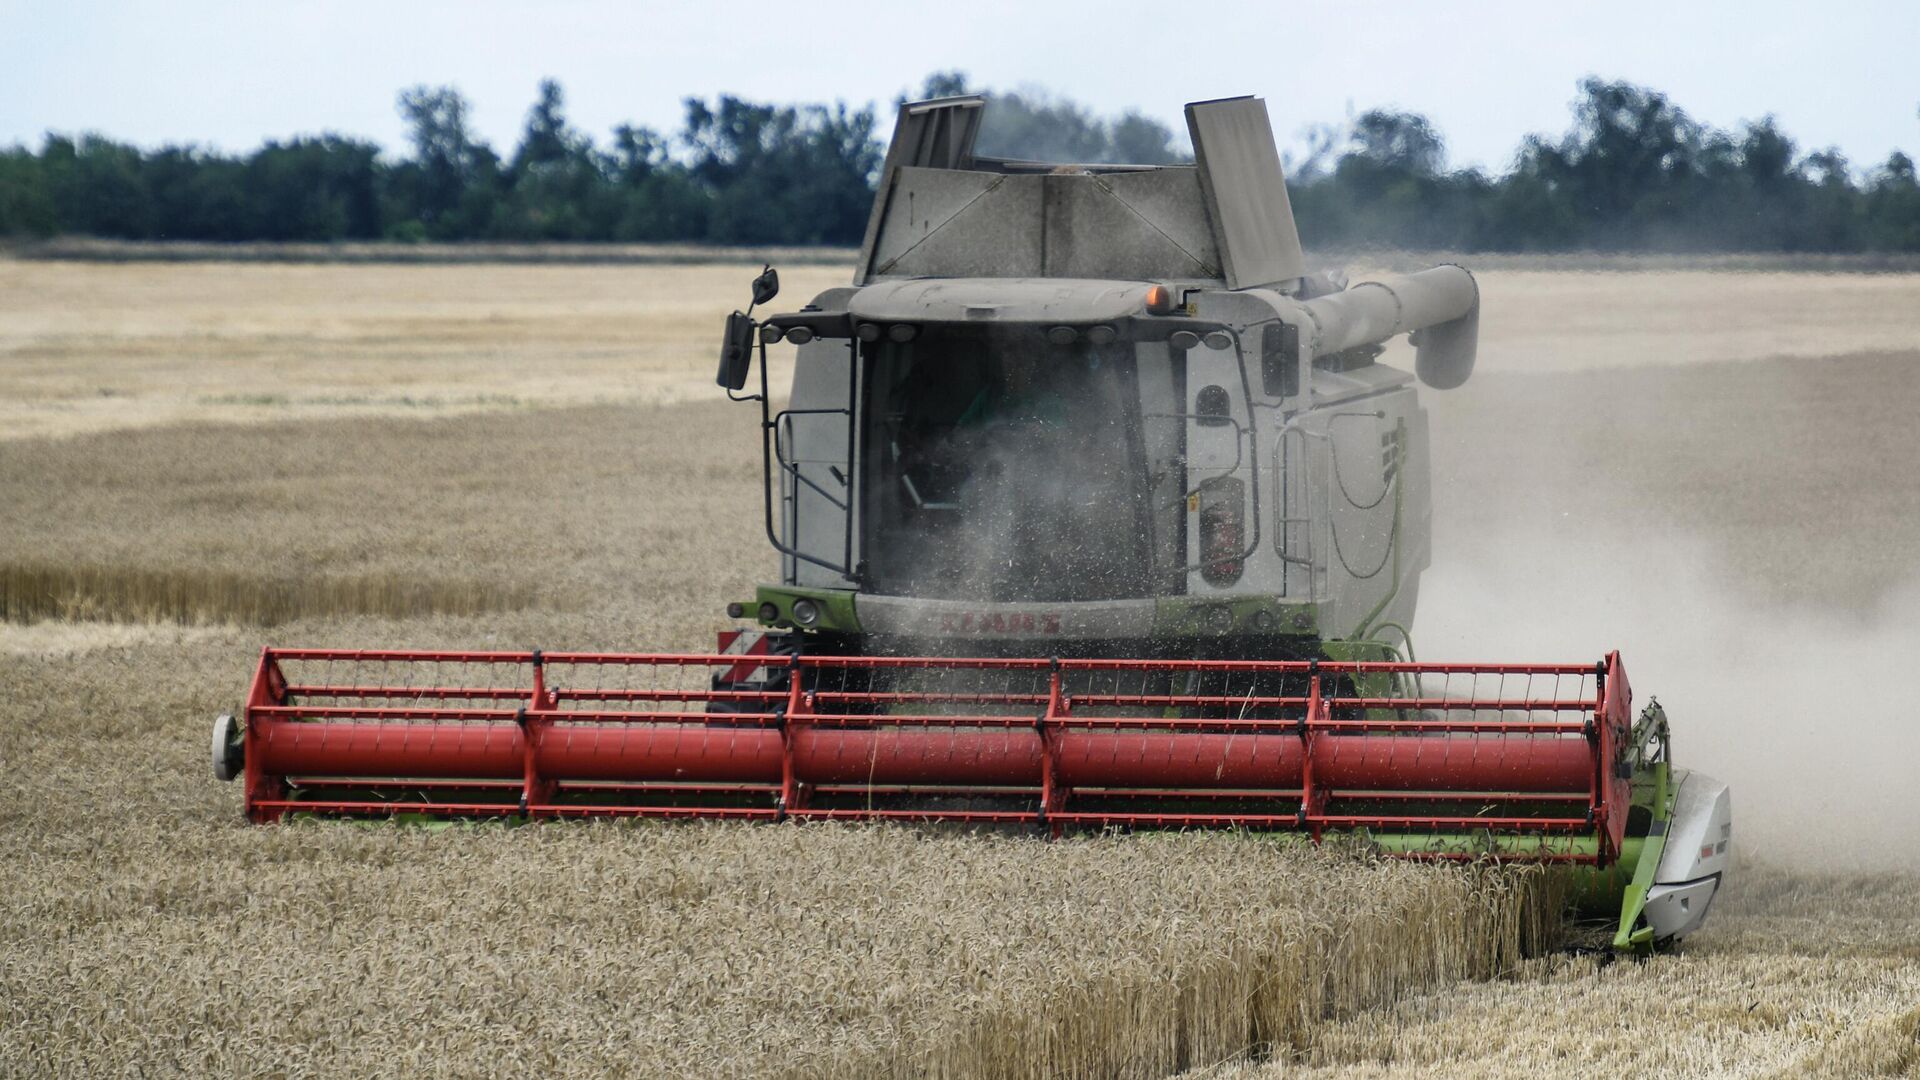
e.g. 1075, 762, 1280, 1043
716, 311, 755, 390
750, 266, 780, 308
1261, 321, 1300, 398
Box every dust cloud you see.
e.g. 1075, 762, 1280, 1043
1395, 319, 1920, 873
1419, 526, 1920, 869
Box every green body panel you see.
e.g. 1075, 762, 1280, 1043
1317, 640, 1401, 664
1319, 639, 1404, 701
1369, 832, 1601, 860
1611, 760, 1672, 951
754, 585, 861, 633
1566, 837, 1640, 910
1553, 760, 1674, 951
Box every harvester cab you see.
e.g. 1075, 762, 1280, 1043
724, 96, 1487, 661
214, 95, 1729, 952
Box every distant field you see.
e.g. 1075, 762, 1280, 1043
0, 259, 847, 440
8, 256, 1920, 441
4, 258, 1918, 1076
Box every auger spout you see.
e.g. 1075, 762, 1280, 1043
1298, 265, 1480, 388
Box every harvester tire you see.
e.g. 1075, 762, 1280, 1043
210, 713, 242, 782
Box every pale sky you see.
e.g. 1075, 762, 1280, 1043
3, 0, 1916, 175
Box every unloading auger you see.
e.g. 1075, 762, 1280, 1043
211, 95, 1730, 950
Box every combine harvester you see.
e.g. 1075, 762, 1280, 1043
211, 96, 1728, 950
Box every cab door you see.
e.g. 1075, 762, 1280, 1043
780, 337, 858, 587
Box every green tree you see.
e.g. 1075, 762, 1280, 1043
607, 122, 708, 241
244, 136, 383, 240
683, 95, 880, 244
1349, 110, 1446, 175
1865, 152, 1920, 250
142, 145, 247, 239
1515, 78, 1704, 247
1289, 109, 1485, 251
0, 147, 57, 236
497, 79, 612, 239
391, 85, 501, 238
915, 72, 1185, 165
4, 73, 1914, 252
41, 135, 155, 238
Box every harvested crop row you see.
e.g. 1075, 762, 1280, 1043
1183, 863, 1920, 1078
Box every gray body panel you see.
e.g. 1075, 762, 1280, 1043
1645, 769, 1732, 942
865, 168, 1222, 282
858, 96, 1310, 289
856, 96, 986, 277
1185, 97, 1306, 289
850, 277, 1150, 324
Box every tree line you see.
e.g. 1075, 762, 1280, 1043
1, 74, 1914, 252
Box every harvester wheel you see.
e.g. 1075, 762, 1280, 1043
210, 713, 242, 782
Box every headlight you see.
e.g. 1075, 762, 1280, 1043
791, 598, 821, 627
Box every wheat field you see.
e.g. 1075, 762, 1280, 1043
0, 260, 848, 441
1188, 862, 1920, 1077
4, 257, 1918, 1076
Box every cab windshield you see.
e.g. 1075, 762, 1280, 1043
861, 325, 1184, 602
